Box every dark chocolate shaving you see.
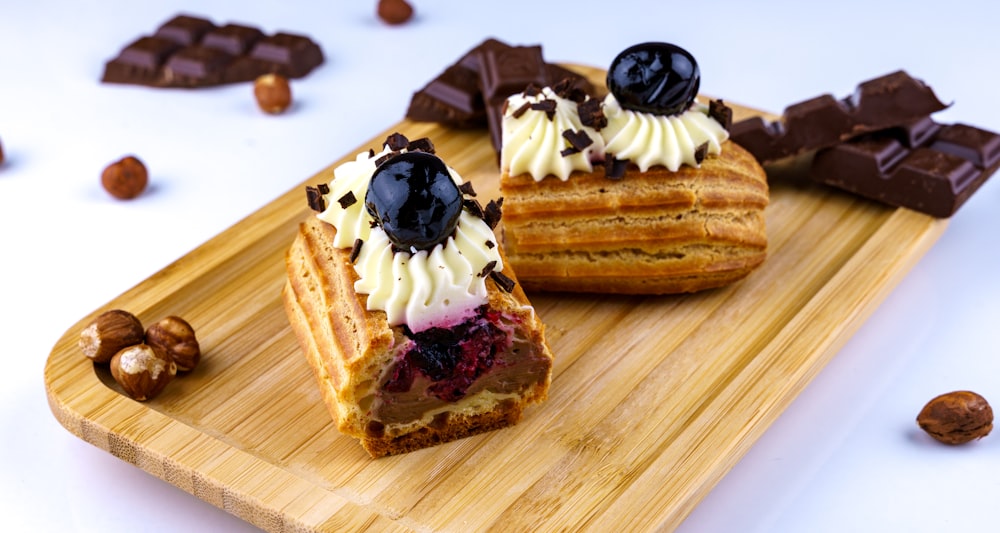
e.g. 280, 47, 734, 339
374, 150, 402, 167
478, 260, 498, 278
511, 102, 532, 119
407, 137, 435, 154
523, 84, 542, 97
709, 99, 733, 131
531, 99, 557, 120
459, 181, 477, 196
490, 270, 516, 293
562, 129, 594, 153
368, 148, 376, 158
306, 184, 327, 212
385, 132, 409, 151
552, 77, 588, 103
463, 198, 485, 220
485, 239, 495, 249
694, 142, 709, 164
483, 198, 503, 229
337, 190, 357, 209
605, 157, 628, 180
349, 239, 364, 263
578, 98, 606, 130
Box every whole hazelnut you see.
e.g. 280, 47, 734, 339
145, 316, 200, 372
253, 73, 292, 114
101, 155, 148, 200
0, 136, 5, 166
79, 309, 145, 364
377, 0, 414, 25
917, 390, 993, 445
110, 344, 177, 401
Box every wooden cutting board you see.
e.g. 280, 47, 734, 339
44, 65, 948, 532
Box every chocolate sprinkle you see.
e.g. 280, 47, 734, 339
511, 102, 532, 119
463, 198, 485, 219
694, 142, 709, 165
349, 238, 364, 263
337, 190, 357, 209
478, 260, 498, 278
531, 99, 557, 120
407, 137, 435, 154
605, 157, 628, 180
490, 270, 516, 293
578, 98, 606, 130
562, 129, 593, 153
459, 181, 477, 197
306, 184, 328, 212
385, 132, 409, 150
484, 198, 503, 229
709, 99, 733, 131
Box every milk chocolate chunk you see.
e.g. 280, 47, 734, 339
731, 70, 948, 163
810, 120, 1000, 217
101, 14, 324, 88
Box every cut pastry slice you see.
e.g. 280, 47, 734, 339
283, 134, 554, 458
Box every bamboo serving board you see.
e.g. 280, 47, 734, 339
45, 65, 948, 532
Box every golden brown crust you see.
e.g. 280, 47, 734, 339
283, 216, 553, 458
500, 141, 769, 294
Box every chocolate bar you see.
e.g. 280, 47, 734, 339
101, 14, 324, 88
810, 118, 1000, 217
405, 38, 594, 133
731, 71, 948, 163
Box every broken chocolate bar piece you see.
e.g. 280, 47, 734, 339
810, 119, 1000, 217
101, 14, 323, 88
479, 45, 550, 153
405, 38, 595, 132
731, 71, 948, 163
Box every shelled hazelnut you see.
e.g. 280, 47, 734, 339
101, 155, 148, 199
109, 344, 177, 401
253, 73, 292, 114
377, 0, 414, 25
917, 390, 993, 445
0, 136, 5, 166
145, 316, 200, 372
79, 309, 145, 364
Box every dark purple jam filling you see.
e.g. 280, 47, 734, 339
383, 306, 511, 402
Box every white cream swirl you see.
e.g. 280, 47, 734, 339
316, 143, 503, 332
601, 95, 729, 172
353, 211, 503, 332
501, 87, 605, 182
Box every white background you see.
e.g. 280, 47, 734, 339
2, 1, 999, 531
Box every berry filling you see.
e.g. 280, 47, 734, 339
383, 306, 513, 402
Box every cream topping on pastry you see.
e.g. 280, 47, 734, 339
353, 211, 503, 332
317, 144, 503, 332
501, 86, 605, 182
601, 95, 729, 172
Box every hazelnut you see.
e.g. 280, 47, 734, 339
917, 390, 993, 445
110, 344, 177, 401
377, 0, 414, 25
253, 73, 292, 114
101, 155, 148, 199
145, 316, 200, 372
79, 309, 145, 364
0, 136, 5, 166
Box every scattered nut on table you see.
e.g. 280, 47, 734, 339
917, 390, 993, 445
110, 344, 177, 401
101, 155, 148, 199
0, 136, 5, 166
79, 309, 145, 364
378, 0, 414, 25
253, 73, 292, 114
145, 316, 201, 372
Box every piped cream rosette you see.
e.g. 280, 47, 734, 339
317, 145, 503, 333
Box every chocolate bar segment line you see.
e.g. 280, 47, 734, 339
731, 70, 948, 163
809, 121, 1000, 217
101, 13, 324, 88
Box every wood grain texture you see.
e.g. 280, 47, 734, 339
44, 65, 948, 532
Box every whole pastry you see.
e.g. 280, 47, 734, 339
499, 42, 769, 294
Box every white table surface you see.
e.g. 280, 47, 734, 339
3, 1, 999, 531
